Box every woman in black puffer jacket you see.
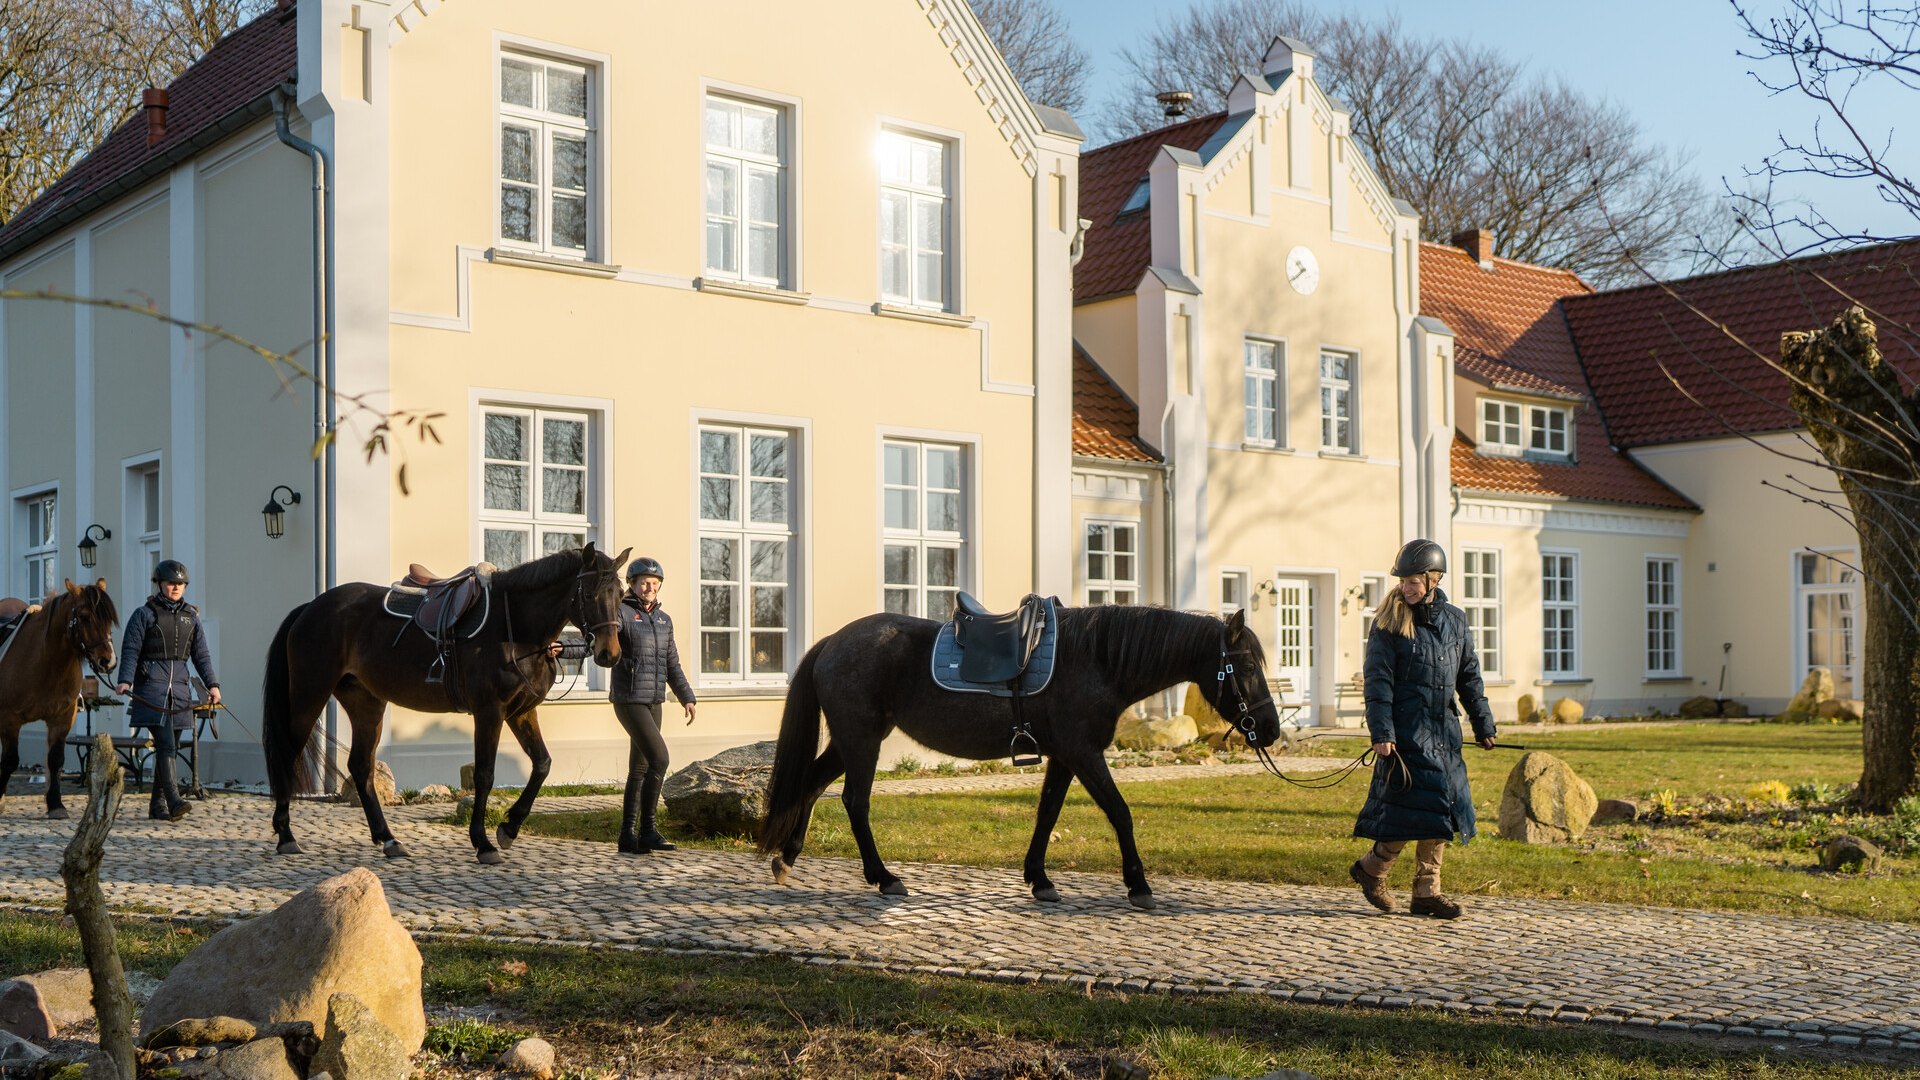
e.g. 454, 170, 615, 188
1349, 539, 1497, 919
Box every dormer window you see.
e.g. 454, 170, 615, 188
1480, 400, 1522, 451
1478, 397, 1572, 459
1529, 405, 1569, 455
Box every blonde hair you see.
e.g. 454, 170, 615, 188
1373, 571, 1443, 639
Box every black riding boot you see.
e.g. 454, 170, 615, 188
638, 769, 674, 850
616, 772, 647, 854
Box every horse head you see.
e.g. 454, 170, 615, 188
1204, 609, 1282, 750
572, 543, 631, 668
63, 578, 120, 676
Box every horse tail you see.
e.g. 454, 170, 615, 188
756, 637, 828, 855
261, 602, 309, 801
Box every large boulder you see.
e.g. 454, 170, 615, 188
1180, 684, 1229, 739
1814, 698, 1863, 722
11, 970, 96, 1031
336, 760, 401, 807
1497, 752, 1598, 844
1112, 713, 1198, 751
1514, 693, 1540, 726
1783, 667, 1837, 721
309, 993, 410, 1080
1549, 698, 1584, 725
1592, 798, 1639, 825
662, 741, 776, 838
0, 1031, 47, 1064
1677, 695, 1720, 719
139, 868, 425, 1054
170, 1036, 302, 1080
0, 980, 55, 1041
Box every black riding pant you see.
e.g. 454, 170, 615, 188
612, 701, 668, 837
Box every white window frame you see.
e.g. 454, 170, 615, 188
1529, 404, 1571, 457
703, 89, 793, 288
1645, 555, 1680, 677
1243, 338, 1284, 447
1793, 548, 1859, 697
1479, 398, 1523, 453
495, 46, 602, 260
880, 437, 970, 619
695, 422, 800, 687
877, 126, 954, 311
121, 454, 162, 602
15, 486, 58, 600
1541, 549, 1580, 678
1458, 547, 1502, 677
1082, 517, 1140, 605
1220, 567, 1250, 618
1319, 348, 1357, 453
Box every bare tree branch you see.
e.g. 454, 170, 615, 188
967, 0, 1090, 115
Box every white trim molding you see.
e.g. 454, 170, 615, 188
1455, 495, 1692, 538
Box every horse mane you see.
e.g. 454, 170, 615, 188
1055, 604, 1258, 675
491, 546, 588, 592
38, 582, 120, 631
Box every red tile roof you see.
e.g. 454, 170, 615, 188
1453, 344, 1584, 401
1073, 113, 1230, 303
1562, 239, 1920, 448
1072, 344, 1159, 462
0, 5, 297, 261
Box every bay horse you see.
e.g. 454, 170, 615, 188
261, 543, 629, 863
757, 605, 1281, 909
0, 579, 120, 818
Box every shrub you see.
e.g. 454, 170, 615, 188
1790, 780, 1840, 807
424, 1019, 517, 1062
1746, 780, 1791, 806
887, 755, 924, 776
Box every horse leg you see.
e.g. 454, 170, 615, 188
0, 729, 17, 815
492, 708, 550, 852
1065, 752, 1157, 910
838, 745, 905, 896
469, 705, 508, 865
336, 682, 406, 858
1022, 757, 1076, 903
770, 744, 846, 884
44, 715, 73, 818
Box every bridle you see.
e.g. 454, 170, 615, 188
569, 560, 624, 641
62, 594, 117, 679
1212, 634, 1400, 790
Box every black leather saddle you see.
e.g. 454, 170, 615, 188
953, 592, 1050, 683
0, 597, 29, 649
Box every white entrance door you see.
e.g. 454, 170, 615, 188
1272, 577, 1316, 707
1795, 551, 1859, 699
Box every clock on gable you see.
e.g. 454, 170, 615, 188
1285, 245, 1320, 295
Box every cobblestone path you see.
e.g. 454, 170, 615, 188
2, 782, 1916, 1054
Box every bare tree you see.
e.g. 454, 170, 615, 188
1101, 3, 1722, 286
967, 0, 1090, 115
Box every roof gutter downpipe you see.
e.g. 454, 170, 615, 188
272, 84, 337, 791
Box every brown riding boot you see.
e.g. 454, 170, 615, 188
1349, 860, 1395, 912
1410, 894, 1463, 919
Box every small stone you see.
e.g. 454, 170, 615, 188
310, 993, 409, 1080
1677, 695, 1720, 719
498, 1037, 556, 1079
414, 784, 454, 802
1819, 834, 1883, 873
1592, 798, 1639, 824
336, 760, 402, 807
0, 980, 56, 1041
143, 1015, 260, 1049
0, 1030, 48, 1062
206, 1037, 299, 1080
1549, 697, 1585, 724
12, 970, 96, 1030
1514, 693, 1539, 725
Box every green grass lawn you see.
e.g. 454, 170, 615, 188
516, 723, 1920, 921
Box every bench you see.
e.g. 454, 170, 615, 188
1266, 677, 1307, 728
1333, 672, 1367, 728
65, 676, 214, 793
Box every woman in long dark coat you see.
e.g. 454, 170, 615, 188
1349, 539, 1497, 919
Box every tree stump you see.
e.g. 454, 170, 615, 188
58, 734, 135, 1080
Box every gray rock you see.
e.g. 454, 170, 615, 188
1820, 834, 1883, 873
1592, 798, 1639, 824
414, 783, 454, 802
143, 1015, 260, 1049
663, 740, 778, 837
13, 969, 96, 1030
336, 760, 401, 807
310, 993, 411, 1080
0, 979, 55, 1041
0, 1030, 48, 1062
1497, 751, 1597, 844
126, 971, 162, 1004
173, 1036, 300, 1080
498, 1036, 555, 1079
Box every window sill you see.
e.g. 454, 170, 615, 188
1316, 449, 1366, 462
486, 247, 621, 278
1535, 677, 1592, 686
1642, 675, 1693, 684
873, 302, 976, 327
695, 277, 811, 305
1239, 443, 1295, 455
1481, 678, 1515, 687
695, 683, 790, 700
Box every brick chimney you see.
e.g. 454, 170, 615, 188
1452, 228, 1495, 270
143, 88, 170, 147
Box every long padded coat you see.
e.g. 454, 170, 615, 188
1354, 587, 1497, 842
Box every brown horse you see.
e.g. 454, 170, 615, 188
0, 580, 120, 818
261, 543, 629, 863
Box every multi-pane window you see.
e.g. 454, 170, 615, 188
1797, 551, 1859, 697
1244, 339, 1282, 445
498, 52, 594, 256
1319, 350, 1355, 452
705, 95, 786, 285
881, 440, 966, 619
479, 407, 593, 568
21, 492, 56, 599
1480, 399, 1522, 451
1220, 570, 1248, 617
697, 425, 795, 682
1458, 548, 1501, 675
1530, 406, 1570, 455
878, 130, 949, 309
1542, 552, 1578, 675
131, 464, 161, 584
1646, 557, 1679, 675
1084, 521, 1139, 605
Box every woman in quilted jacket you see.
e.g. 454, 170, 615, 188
1349, 539, 1497, 919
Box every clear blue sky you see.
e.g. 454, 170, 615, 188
1051, 0, 1910, 247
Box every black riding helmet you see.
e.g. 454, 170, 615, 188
627, 556, 665, 582
152, 559, 190, 585
1389, 539, 1447, 578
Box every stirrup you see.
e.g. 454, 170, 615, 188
1009, 727, 1042, 768
426, 654, 446, 685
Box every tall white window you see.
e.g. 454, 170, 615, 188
498, 52, 595, 257
1480, 399, 1522, 452
1542, 552, 1578, 675
1459, 548, 1501, 675
1220, 570, 1248, 617
878, 129, 949, 309
1243, 339, 1282, 446
1319, 350, 1355, 452
697, 425, 796, 683
1083, 521, 1139, 605
479, 406, 594, 568
1797, 551, 1858, 698
1645, 557, 1680, 675
705, 95, 786, 285
124, 462, 162, 597
881, 440, 966, 618
1529, 405, 1570, 456
20, 491, 56, 599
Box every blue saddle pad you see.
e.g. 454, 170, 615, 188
930, 600, 1058, 696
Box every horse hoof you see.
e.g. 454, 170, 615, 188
477, 849, 506, 866
494, 825, 515, 851
1128, 891, 1158, 911
383, 840, 411, 859
1033, 886, 1062, 903
276, 840, 304, 855
45, 807, 69, 820
770, 856, 790, 885
879, 880, 909, 897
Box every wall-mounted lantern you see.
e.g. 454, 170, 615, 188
263, 485, 301, 540
77, 524, 111, 569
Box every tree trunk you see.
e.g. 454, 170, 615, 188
59, 734, 136, 1080
1782, 307, 1920, 811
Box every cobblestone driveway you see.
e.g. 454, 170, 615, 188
2, 775, 1917, 1055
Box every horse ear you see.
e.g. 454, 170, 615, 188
94, 577, 109, 593
582, 540, 597, 556
65, 578, 82, 596
613, 546, 632, 568
1225, 607, 1246, 640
